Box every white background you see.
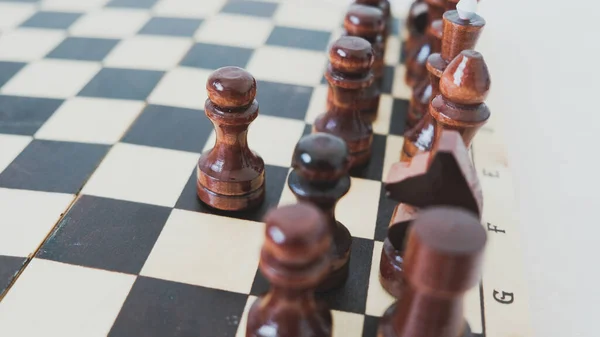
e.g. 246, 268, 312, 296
460, 0, 599, 336
387, 0, 600, 336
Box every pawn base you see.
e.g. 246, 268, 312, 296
196, 180, 265, 212
377, 302, 474, 337
316, 253, 350, 293
349, 148, 372, 169
379, 238, 405, 299
317, 220, 352, 293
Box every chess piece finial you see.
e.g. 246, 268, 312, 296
246, 203, 333, 337
197, 66, 265, 211
378, 206, 486, 337
439, 50, 490, 104
379, 130, 483, 298
456, 0, 477, 20
288, 133, 352, 292
315, 36, 374, 169
429, 50, 491, 147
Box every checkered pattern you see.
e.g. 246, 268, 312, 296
0, 0, 506, 336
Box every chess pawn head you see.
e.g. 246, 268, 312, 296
328, 36, 374, 79
431, 50, 491, 148
197, 66, 265, 211
345, 4, 386, 38
288, 133, 352, 292
246, 203, 333, 337
354, 0, 391, 28
292, 132, 351, 184
378, 206, 486, 337
344, 4, 385, 78
260, 203, 332, 288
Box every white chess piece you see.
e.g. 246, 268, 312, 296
456, 0, 477, 20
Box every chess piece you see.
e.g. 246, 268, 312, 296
402, 6, 486, 162
314, 36, 374, 168
379, 130, 483, 298
404, 0, 429, 58
355, 0, 391, 35
288, 133, 352, 292
197, 66, 265, 211
378, 206, 487, 337
403, 0, 445, 88
326, 4, 385, 123
431, 50, 491, 148
246, 203, 333, 337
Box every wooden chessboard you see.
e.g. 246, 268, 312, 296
0, 0, 532, 336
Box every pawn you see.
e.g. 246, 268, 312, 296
314, 36, 374, 168
197, 66, 265, 211
326, 4, 385, 123
288, 133, 352, 292
246, 203, 333, 337
378, 206, 487, 337
403, 0, 445, 88
404, 0, 429, 57
354, 0, 391, 35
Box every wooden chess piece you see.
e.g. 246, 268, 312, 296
197, 66, 265, 211
314, 36, 374, 169
246, 203, 333, 337
431, 50, 491, 148
404, 0, 429, 58
288, 133, 352, 292
402, 6, 485, 162
354, 0, 391, 36
378, 206, 487, 337
403, 0, 445, 88
327, 4, 385, 123
379, 130, 483, 298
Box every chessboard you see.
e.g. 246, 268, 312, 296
0, 0, 532, 336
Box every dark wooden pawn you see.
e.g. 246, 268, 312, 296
354, 0, 391, 36
378, 206, 487, 337
197, 66, 265, 211
379, 130, 482, 298
288, 133, 352, 292
404, 0, 429, 59
403, 0, 445, 88
246, 203, 332, 337
314, 36, 374, 168
326, 4, 385, 123
402, 9, 485, 162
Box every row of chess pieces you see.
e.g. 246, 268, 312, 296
193, 0, 492, 335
